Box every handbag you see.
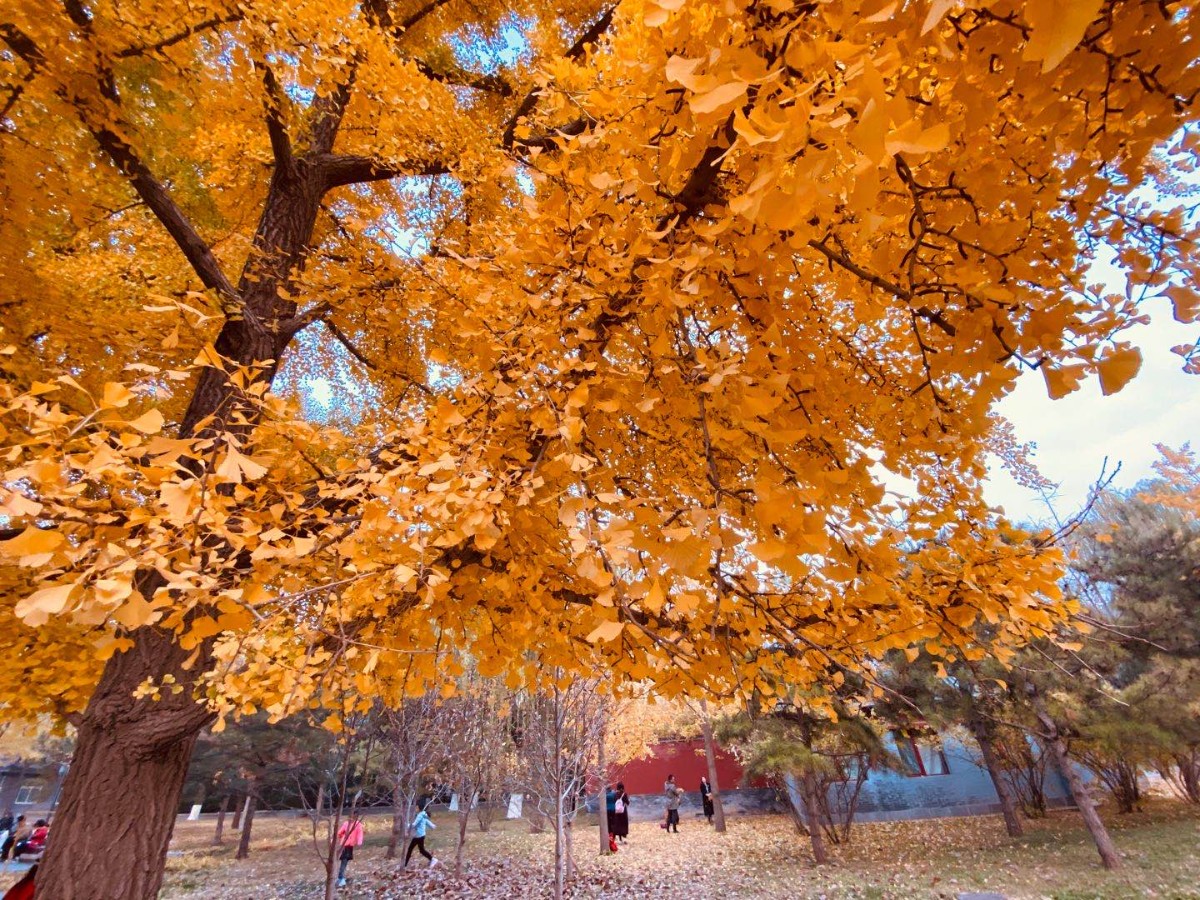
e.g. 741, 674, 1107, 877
614, 797, 625, 814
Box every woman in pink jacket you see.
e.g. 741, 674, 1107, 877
336, 813, 365, 888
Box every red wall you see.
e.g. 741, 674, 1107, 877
611, 739, 750, 795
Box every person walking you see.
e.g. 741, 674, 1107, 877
700, 775, 714, 824
610, 782, 630, 844
404, 800, 440, 869
604, 784, 618, 840
335, 812, 364, 888
663, 774, 684, 833
1, 817, 29, 861
0, 810, 12, 860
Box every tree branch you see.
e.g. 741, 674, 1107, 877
308, 64, 358, 155
502, 6, 616, 150
323, 318, 377, 370
278, 302, 332, 341
396, 0, 454, 33
411, 58, 513, 95
318, 153, 450, 189
115, 10, 245, 59
0, 23, 239, 303
806, 239, 957, 337
261, 63, 293, 173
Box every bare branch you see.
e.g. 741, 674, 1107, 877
323, 318, 376, 370
278, 302, 332, 341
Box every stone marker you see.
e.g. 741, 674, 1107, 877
187, 804, 202, 821
506, 793, 524, 819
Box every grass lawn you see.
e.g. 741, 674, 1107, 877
3, 801, 1197, 898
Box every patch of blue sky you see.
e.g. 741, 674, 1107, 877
514, 168, 536, 196
274, 323, 380, 425
446, 13, 533, 72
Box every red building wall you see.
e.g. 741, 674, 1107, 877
610, 739, 750, 795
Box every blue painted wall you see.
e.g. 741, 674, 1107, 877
787, 734, 1075, 823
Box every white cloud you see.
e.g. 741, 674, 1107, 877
987, 296, 1199, 525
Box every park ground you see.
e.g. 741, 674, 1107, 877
2, 801, 1198, 899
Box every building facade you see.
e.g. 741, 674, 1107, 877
612, 732, 1075, 824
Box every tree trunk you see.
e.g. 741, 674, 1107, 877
699, 710, 727, 832
33, 623, 213, 900
454, 806, 470, 875
237, 794, 251, 831
235, 791, 258, 860
386, 787, 409, 859
313, 782, 326, 821
34, 106, 342, 897
800, 773, 828, 865
598, 728, 610, 855
213, 795, 229, 845
553, 789, 565, 900
971, 720, 1024, 838
1035, 703, 1121, 870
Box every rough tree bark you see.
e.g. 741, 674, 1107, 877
36, 617, 216, 899
231, 794, 243, 831
391, 792, 415, 864
1034, 701, 1121, 870
799, 772, 828, 865
970, 719, 1024, 838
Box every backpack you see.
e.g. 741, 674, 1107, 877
614, 796, 625, 814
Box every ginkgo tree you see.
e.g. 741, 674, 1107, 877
1, 0, 1198, 896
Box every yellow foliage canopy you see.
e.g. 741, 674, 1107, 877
1, 0, 1197, 726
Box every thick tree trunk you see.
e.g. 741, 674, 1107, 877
34, 151, 334, 898
213, 794, 229, 845
800, 773, 828, 865
34, 623, 213, 900
1035, 703, 1121, 870
971, 720, 1024, 838
700, 711, 727, 832
235, 789, 258, 860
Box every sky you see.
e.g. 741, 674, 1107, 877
986, 294, 1199, 526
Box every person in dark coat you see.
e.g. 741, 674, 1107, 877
1, 816, 27, 862
700, 775, 714, 824
610, 782, 630, 843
